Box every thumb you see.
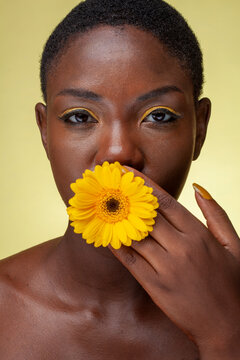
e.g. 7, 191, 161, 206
193, 183, 240, 259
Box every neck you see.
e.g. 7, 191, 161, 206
48, 224, 148, 309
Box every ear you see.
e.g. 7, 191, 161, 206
35, 102, 49, 159
193, 97, 211, 160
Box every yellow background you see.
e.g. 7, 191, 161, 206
1, 0, 239, 259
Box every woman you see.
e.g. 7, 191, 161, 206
0, 0, 239, 358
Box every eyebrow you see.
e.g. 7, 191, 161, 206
136, 85, 183, 103
56, 85, 183, 103
57, 88, 103, 101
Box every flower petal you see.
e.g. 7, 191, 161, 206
102, 165, 112, 188
71, 220, 88, 233
110, 225, 122, 249
120, 171, 134, 191
124, 182, 139, 196
75, 179, 100, 195
82, 217, 103, 239
129, 206, 152, 218
111, 167, 121, 189
86, 236, 96, 244
94, 237, 104, 247
122, 219, 141, 240
122, 237, 132, 246
128, 213, 148, 232
131, 201, 154, 211
70, 208, 96, 220
102, 223, 113, 247
133, 176, 145, 186
129, 193, 153, 202
143, 218, 155, 226
70, 182, 81, 194
115, 221, 128, 244
69, 197, 95, 210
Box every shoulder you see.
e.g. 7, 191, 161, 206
0, 238, 60, 281
0, 239, 61, 354
0, 238, 61, 310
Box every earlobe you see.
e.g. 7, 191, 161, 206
193, 97, 211, 160
35, 102, 49, 159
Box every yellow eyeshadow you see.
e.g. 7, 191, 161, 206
140, 106, 180, 122
59, 107, 98, 120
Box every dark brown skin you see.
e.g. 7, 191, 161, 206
0, 25, 240, 359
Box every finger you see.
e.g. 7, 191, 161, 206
149, 212, 183, 252
131, 233, 168, 272
193, 183, 240, 258
130, 209, 185, 270
108, 243, 157, 287
124, 165, 200, 233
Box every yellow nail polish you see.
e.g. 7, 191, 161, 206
192, 183, 212, 200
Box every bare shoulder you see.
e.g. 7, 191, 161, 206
0, 238, 67, 356
0, 238, 61, 309
0, 238, 60, 280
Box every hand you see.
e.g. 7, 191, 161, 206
108, 168, 240, 358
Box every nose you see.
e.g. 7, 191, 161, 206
94, 120, 144, 171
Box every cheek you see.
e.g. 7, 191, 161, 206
143, 126, 195, 198
47, 126, 97, 205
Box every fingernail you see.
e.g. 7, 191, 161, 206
192, 183, 212, 200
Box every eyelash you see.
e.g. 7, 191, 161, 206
58, 108, 98, 125
58, 106, 181, 126
140, 106, 181, 125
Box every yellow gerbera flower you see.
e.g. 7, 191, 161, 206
67, 161, 159, 249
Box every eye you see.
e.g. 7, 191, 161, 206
141, 106, 181, 124
58, 108, 98, 125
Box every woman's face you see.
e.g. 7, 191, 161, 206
36, 25, 210, 206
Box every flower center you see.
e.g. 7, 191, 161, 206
106, 198, 120, 212
96, 189, 129, 223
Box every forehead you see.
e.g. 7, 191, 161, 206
46, 25, 193, 106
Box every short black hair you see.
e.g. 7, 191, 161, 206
40, 0, 204, 103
